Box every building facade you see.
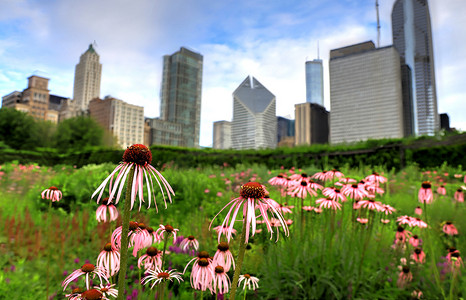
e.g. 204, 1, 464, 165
213, 121, 232, 149
277, 116, 295, 147
392, 0, 438, 135
73, 44, 102, 111
295, 103, 329, 145
305, 59, 324, 106
231, 76, 277, 150
89, 96, 144, 149
158, 47, 203, 148
329, 42, 405, 144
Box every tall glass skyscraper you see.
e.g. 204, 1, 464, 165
160, 47, 203, 148
305, 59, 324, 106
392, 0, 438, 136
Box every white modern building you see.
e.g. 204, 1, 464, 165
73, 44, 102, 111
213, 121, 232, 149
329, 41, 405, 144
231, 76, 277, 150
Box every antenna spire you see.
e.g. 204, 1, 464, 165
317, 41, 320, 59
376, 0, 381, 48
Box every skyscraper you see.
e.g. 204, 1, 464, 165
329, 41, 405, 144
213, 121, 232, 149
231, 76, 277, 150
392, 0, 438, 135
73, 44, 102, 111
295, 102, 329, 145
159, 47, 203, 148
305, 59, 324, 106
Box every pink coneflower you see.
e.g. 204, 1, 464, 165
381, 219, 390, 224
62, 263, 108, 291
397, 265, 413, 289
213, 242, 235, 272
238, 274, 260, 291
443, 221, 458, 236
411, 248, 426, 264
380, 204, 396, 215
180, 236, 200, 252
95, 198, 119, 223
447, 250, 464, 271
311, 170, 329, 182
437, 185, 446, 195
365, 171, 387, 185
326, 169, 345, 181
414, 206, 423, 215
138, 247, 162, 271
211, 182, 289, 243
357, 199, 384, 211
142, 268, 183, 289
268, 174, 288, 186
146, 226, 160, 245
395, 226, 412, 244
365, 182, 385, 195
156, 224, 179, 244
409, 235, 421, 247
323, 187, 347, 202
276, 203, 293, 214
65, 287, 84, 300
96, 243, 120, 278
81, 289, 103, 300
111, 221, 140, 250
213, 225, 237, 240
418, 181, 433, 204
356, 218, 368, 224
315, 197, 342, 210
454, 188, 464, 202
339, 177, 357, 185
410, 218, 428, 228
91, 144, 175, 211
184, 251, 214, 292
94, 283, 118, 298
213, 265, 231, 295
397, 215, 413, 226
411, 290, 423, 299
41, 186, 62, 202
289, 172, 310, 184
288, 180, 318, 198
341, 183, 368, 200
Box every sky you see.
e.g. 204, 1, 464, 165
0, 0, 465, 147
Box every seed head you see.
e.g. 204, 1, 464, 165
198, 251, 210, 259
188, 235, 195, 240
215, 266, 225, 273
122, 144, 152, 166
129, 221, 139, 231
402, 266, 410, 273
81, 289, 103, 300
103, 243, 113, 252
240, 182, 265, 199
157, 272, 170, 279
198, 258, 209, 267
217, 242, 229, 252
421, 181, 431, 189
81, 263, 95, 273
146, 247, 159, 256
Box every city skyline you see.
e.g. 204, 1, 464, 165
0, 0, 464, 147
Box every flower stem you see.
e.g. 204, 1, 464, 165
161, 232, 170, 270
229, 218, 248, 300
45, 199, 52, 300
116, 166, 135, 300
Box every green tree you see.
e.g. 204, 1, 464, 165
0, 108, 39, 149
54, 116, 106, 151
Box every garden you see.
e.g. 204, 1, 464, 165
0, 144, 465, 299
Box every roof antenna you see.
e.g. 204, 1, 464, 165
317, 41, 320, 59
376, 0, 381, 48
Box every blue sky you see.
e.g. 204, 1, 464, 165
1, 0, 464, 147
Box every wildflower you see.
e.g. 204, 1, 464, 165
96, 243, 120, 278
437, 185, 446, 195
213, 225, 237, 240
268, 174, 287, 186
289, 172, 310, 184
288, 180, 318, 198
365, 182, 385, 195
65, 287, 84, 300
411, 290, 423, 299
447, 250, 464, 270
311, 170, 329, 182
380, 204, 396, 215
146, 226, 160, 245
325, 169, 345, 181
414, 206, 422, 215
365, 172, 387, 185
141, 268, 183, 289
213, 266, 231, 295
62, 263, 108, 291
409, 235, 421, 247
356, 218, 368, 224
94, 283, 118, 298
130, 222, 152, 256
454, 188, 464, 202
238, 274, 259, 291
180, 236, 200, 252
156, 224, 179, 244
322, 187, 347, 202
95, 198, 119, 223
341, 183, 368, 200
138, 247, 162, 271
395, 226, 411, 244
211, 182, 289, 243
315, 197, 342, 210
213, 242, 235, 272
442, 221, 458, 236
111, 221, 140, 250
357, 199, 383, 211
381, 219, 390, 224
339, 177, 357, 184
411, 248, 426, 263
418, 181, 433, 204
41, 186, 62, 202
81, 289, 103, 300
397, 215, 413, 226
91, 144, 175, 211
184, 251, 214, 292
410, 218, 428, 228
397, 266, 413, 289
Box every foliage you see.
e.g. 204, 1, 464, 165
0, 108, 41, 150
